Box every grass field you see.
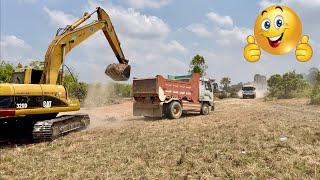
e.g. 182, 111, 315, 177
1, 98, 319, 179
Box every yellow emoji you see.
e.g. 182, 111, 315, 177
244, 5, 313, 62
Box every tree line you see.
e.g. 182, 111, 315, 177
267, 69, 320, 105
1, 57, 320, 105
188, 55, 320, 105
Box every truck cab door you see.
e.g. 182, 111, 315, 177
201, 81, 213, 101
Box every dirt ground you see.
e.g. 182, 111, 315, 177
0, 98, 319, 179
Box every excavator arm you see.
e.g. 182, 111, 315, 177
97, 7, 128, 64
40, 7, 130, 84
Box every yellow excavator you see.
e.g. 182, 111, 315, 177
0, 7, 130, 141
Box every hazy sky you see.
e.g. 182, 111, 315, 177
0, 0, 319, 83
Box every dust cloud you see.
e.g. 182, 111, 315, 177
254, 81, 268, 98
76, 84, 132, 129
84, 84, 113, 108
255, 89, 268, 98
80, 102, 133, 129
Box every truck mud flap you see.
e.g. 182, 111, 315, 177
133, 102, 163, 118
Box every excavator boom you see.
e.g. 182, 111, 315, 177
40, 7, 130, 84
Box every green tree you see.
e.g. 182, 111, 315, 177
220, 77, 231, 91
112, 83, 132, 97
267, 71, 308, 99
189, 54, 207, 76
63, 72, 88, 102
0, 61, 14, 83
16, 63, 23, 68
28, 60, 44, 70
267, 74, 283, 97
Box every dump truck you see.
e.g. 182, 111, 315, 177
242, 85, 256, 99
133, 73, 215, 119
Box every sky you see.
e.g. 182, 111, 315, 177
0, 0, 319, 84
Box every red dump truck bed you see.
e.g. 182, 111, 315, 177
133, 73, 200, 102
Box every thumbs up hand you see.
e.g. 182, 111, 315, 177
296, 35, 313, 62
244, 35, 261, 62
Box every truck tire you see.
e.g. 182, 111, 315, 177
168, 101, 182, 119
201, 103, 210, 115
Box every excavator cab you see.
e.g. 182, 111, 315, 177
10, 68, 43, 84
10, 68, 63, 85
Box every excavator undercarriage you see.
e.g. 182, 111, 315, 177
0, 114, 90, 142
33, 114, 90, 141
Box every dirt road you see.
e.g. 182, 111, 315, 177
1, 98, 319, 179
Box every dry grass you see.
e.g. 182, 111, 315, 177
1, 99, 320, 179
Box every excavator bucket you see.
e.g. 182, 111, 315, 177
105, 63, 131, 81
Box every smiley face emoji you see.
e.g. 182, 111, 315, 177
255, 5, 301, 54
244, 5, 313, 62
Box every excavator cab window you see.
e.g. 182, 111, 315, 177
31, 69, 43, 84
9, 72, 25, 84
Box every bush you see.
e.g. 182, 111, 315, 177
63, 72, 88, 102
110, 83, 132, 97
0, 61, 14, 83
267, 71, 308, 99
310, 86, 320, 105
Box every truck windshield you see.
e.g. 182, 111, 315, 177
205, 82, 212, 91
242, 87, 255, 91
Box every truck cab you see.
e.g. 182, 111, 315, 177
199, 78, 216, 108
242, 85, 256, 99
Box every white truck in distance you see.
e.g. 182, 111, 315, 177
242, 85, 256, 99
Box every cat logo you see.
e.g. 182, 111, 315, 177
43, 101, 52, 108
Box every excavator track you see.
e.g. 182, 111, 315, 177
32, 114, 90, 142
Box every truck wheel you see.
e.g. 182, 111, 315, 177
168, 101, 182, 119
201, 103, 210, 115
